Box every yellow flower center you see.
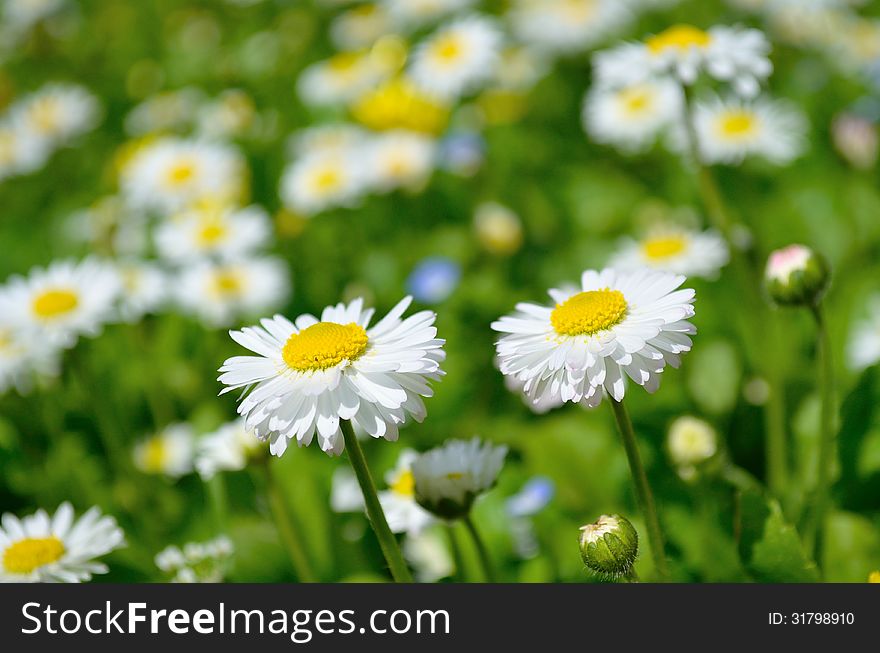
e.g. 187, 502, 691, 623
717, 110, 758, 138
328, 52, 362, 73
282, 322, 369, 372
351, 78, 449, 134
32, 289, 79, 319
312, 168, 342, 193
646, 25, 712, 55
142, 437, 168, 472
198, 221, 227, 246
390, 470, 415, 497
445, 471, 464, 480
550, 289, 628, 337
213, 271, 242, 296
561, 0, 597, 21
642, 235, 687, 260
166, 159, 196, 187
432, 34, 463, 64
3, 536, 66, 574
30, 100, 61, 135
869, 570, 880, 583
618, 86, 654, 115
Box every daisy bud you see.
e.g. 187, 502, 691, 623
578, 514, 639, 579
765, 244, 830, 307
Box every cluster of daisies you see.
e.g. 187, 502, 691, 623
0, 83, 100, 182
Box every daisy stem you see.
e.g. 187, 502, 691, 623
804, 303, 836, 562
463, 514, 496, 583
445, 523, 467, 582
609, 398, 669, 581
340, 419, 413, 583
259, 460, 317, 583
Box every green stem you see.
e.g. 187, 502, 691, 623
340, 419, 413, 582
609, 398, 669, 581
463, 514, 496, 583
804, 303, 836, 562
260, 460, 317, 582
207, 474, 229, 532
445, 523, 467, 582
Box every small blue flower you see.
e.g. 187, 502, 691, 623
406, 257, 461, 304
505, 476, 555, 518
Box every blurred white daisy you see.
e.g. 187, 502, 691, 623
365, 130, 436, 192
847, 296, 880, 371
492, 268, 696, 408
10, 83, 101, 147
383, 0, 475, 28
582, 79, 682, 152
594, 24, 772, 97
411, 438, 507, 519
196, 89, 257, 140
279, 151, 368, 216
174, 257, 290, 328
132, 423, 196, 478
155, 535, 233, 583
297, 52, 388, 107
115, 260, 167, 322
330, 4, 394, 51
195, 418, 266, 480
120, 138, 246, 213
218, 296, 445, 456
330, 467, 365, 512
0, 324, 59, 395
667, 415, 717, 479
403, 526, 454, 582
0, 121, 50, 181
474, 202, 523, 255
1, 0, 65, 32
288, 124, 368, 160
409, 15, 503, 100
378, 449, 434, 535
508, 0, 632, 56
0, 258, 121, 349
608, 225, 729, 278
692, 95, 807, 165
124, 88, 204, 136
155, 202, 272, 263
0, 502, 124, 583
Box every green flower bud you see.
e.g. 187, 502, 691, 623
578, 514, 639, 579
764, 244, 830, 307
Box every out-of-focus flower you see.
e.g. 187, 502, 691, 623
406, 257, 460, 304
155, 536, 234, 583
0, 324, 60, 396
692, 95, 807, 165
493, 269, 696, 408
298, 52, 389, 107
869, 570, 880, 583
608, 225, 729, 279
847, 296, 880, 371
330, 467, 364, 513
133, 423, 196, 478
412, 438, 507, 519
64, 195, 150, 257
174, 257, 290, 328
474, 202, 523, 255
764, 244, 829, 307
218, 296, 445, 456
594, 24, 772, 97
508, 0, 632, 57
365, 130, 436, 192
351, 77, 450, 134
197, 89, 258, 140
506, 477, 555, 518
379, 449, 434, 535
125, 88, 204, 136
330, 4, 394, 51
403, 527, 454, 582
2, 0, 66, 32
832, 113, 878, 170
0, 120, 50, 181
195, 419, 266, 479
289, 124, 368, 159
383, 0, 475, 29
279, 151, 368, 216
0, 502, 124, 583
10, 84, 101, 148
116, 260, 167, 323
438, 130, 485, 176
667, 415, 718, 479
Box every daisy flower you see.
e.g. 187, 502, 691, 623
2, 0, 65, 32
0, 258, 121, 349
403, 527, 454, 582
378, 449, 434, 535
330, 467, 365, 513
195, 419, 266, 480
594, 24, 772, 97
196, 89, 257, 140
279, 151, 368, 216
365, 130, 436, 192
288, 124, 368, 160
155, 536, 233, 583
692, 95, 807, 165
474, 202, 523, 255
10, 83, 101, 147
330, 4, 395, 51
667, 415, 717, 479
492, 268, 696, 408
115, 260, 167, 322
351, 77, 451, 134
847, 295, 880, 371
120, 138, 246, 214
297, 52, 388, 107
411, 438, 507, 519
508, 0, 632, 56
174, 257, 290, 328
0, 503, 124, 583
124, 87, 204, 136
409, 15, 503, 100
155, 202, 272, 263
217, 295, 445, 456
0, 120, 50, 181
608, 225, 730, 278
0, 324, 60, 395
383, 0, 476, 28
582, 79, 682, 153
132, 423, 196, 478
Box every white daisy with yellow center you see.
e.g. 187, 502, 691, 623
11, 83, 101, 146
132, 423, 196, 478
693, 95, 806, 165
409, 15, 503, 100
120, 137, 246, 213
174, 257, 290, 328
492, 268, 696, 408
195, 418, 266, 480
667, 415, 717, 470
608, 225, 730, 278
509, 0, 632, 56
0, 503, 124, 583
594, 24, 772, 97
297, 51, 388, 107
155, 202, 271, 263
0, 258, 121, 349
378, 449, 434, 535
218, 296, 445, 456
582, 79, 682, 152
279, 151, 368, 217
365, 130, 437, 193
411, 438, 507, 519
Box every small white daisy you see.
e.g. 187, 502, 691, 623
0, 120, 50, 180
297, 52, 388, 107
403, 526, 454, 582
196, 89, 257, 140
508, 0, 633, 56
594, 24, 772, 97
195, 418, 266, 480
279, 151, 368, 216
2, 0, 65, 32
288, 123, 368, 160
492, 268, 696, 408
174, 257, 290, 328
155, 535, 233, 583
365, 130, 436, 193
132, 423, 196, 478
847, 295, 880, 371
0, 502, 124, 583
218, 296, 445, 456
473, 202, 523, 255
0, 258, 121, 349
667, 415, 717, 476
155, 202, 272, 263
0, 324, 60, 395
692, 95, 807, 165
115, 260, 167, 322
120, 138, 246, 214
608, 225, 730, 278
582, 79, 682, 153
9, 83, 100, 147
411, 438, 507, 519
378, 449, 434, 535
330, 467, 365, 513
409, 15, 503, 100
